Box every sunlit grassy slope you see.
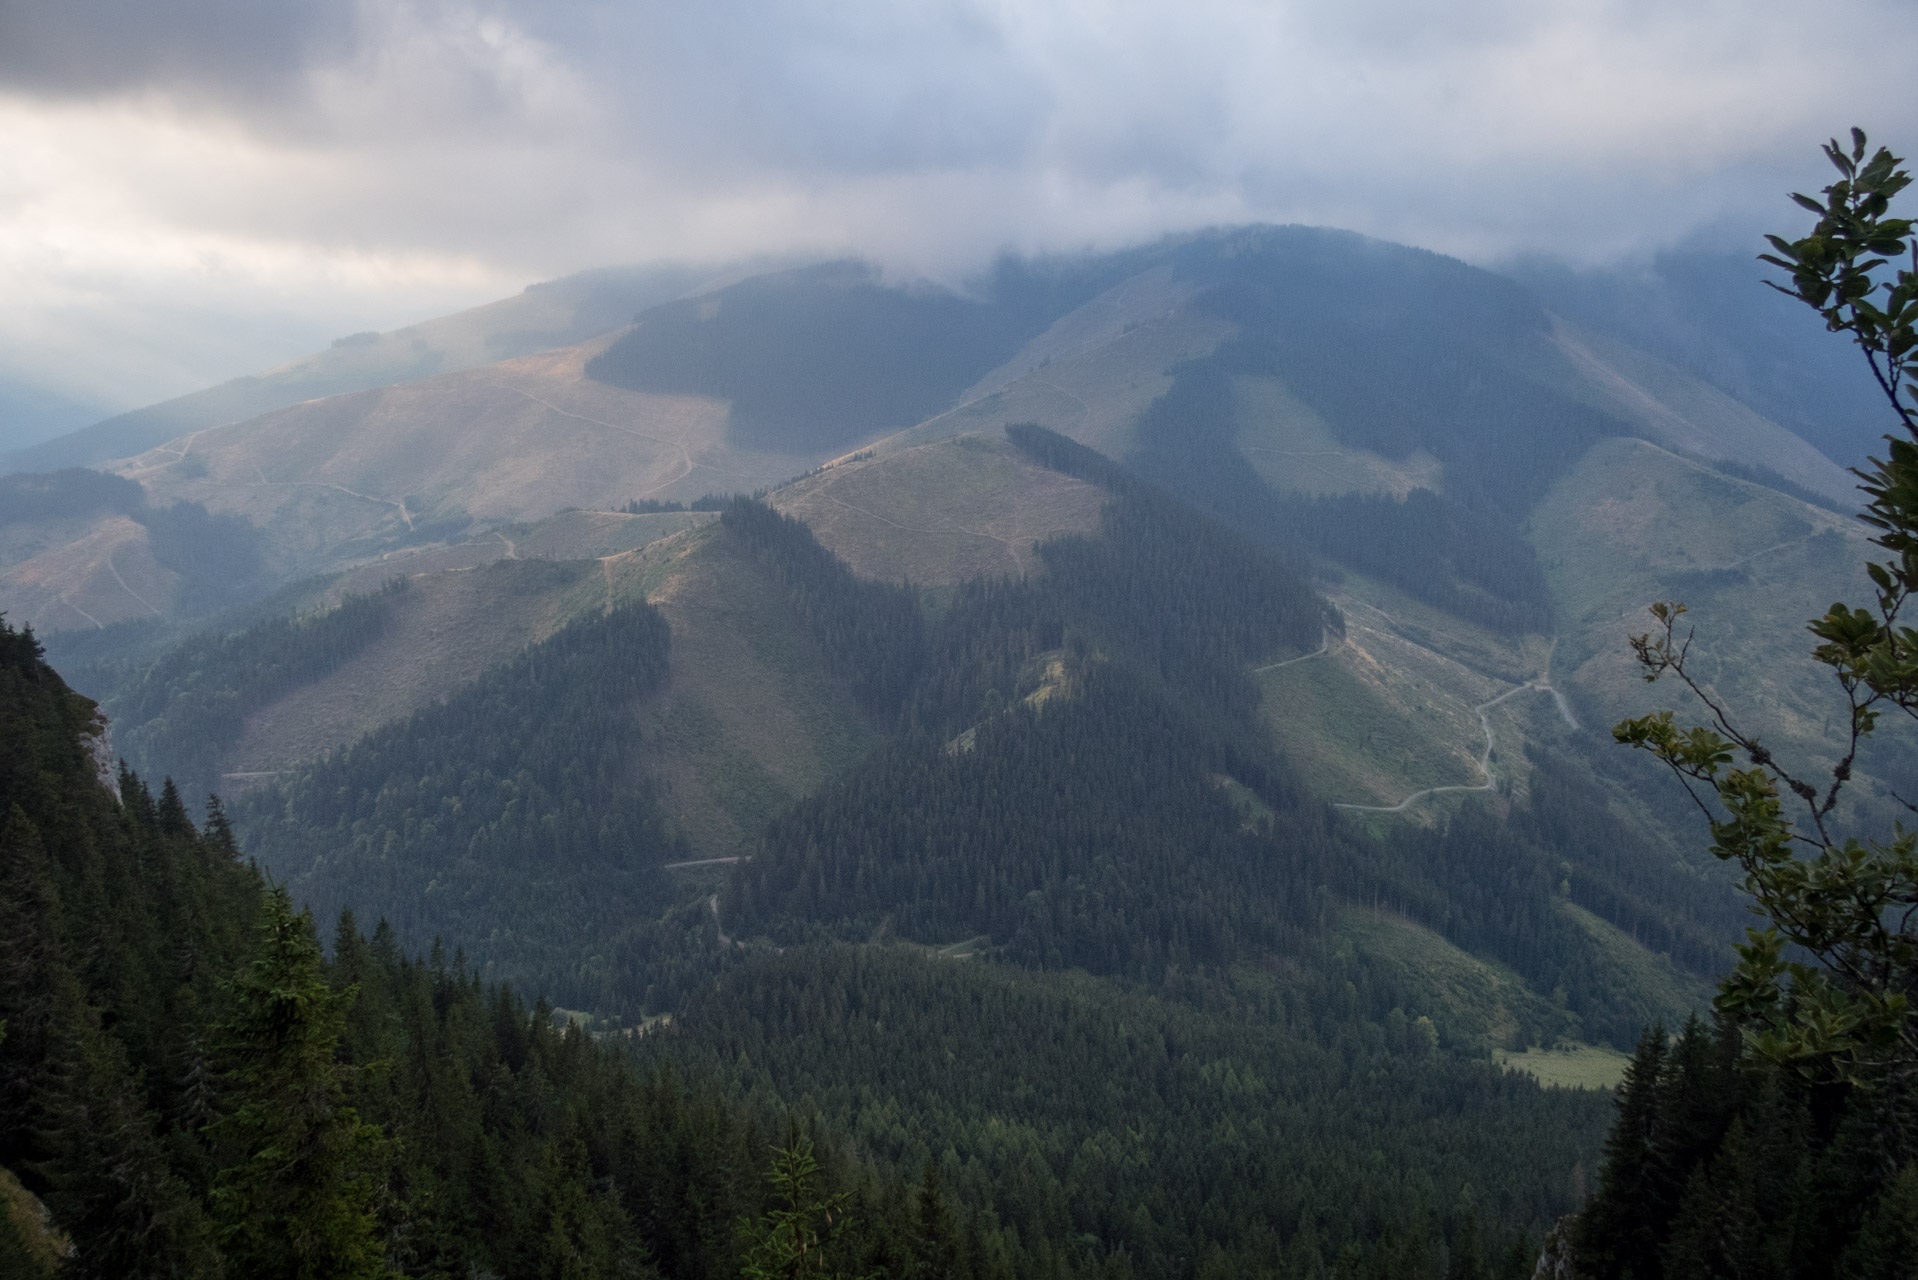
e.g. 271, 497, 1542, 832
1257, 573, 1568, 813
1533, 435, 1918, 823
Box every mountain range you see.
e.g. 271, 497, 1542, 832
0, 222, 1896, 1269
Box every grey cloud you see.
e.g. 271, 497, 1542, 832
4, 0, 1918, 412
0, 0, 356, 104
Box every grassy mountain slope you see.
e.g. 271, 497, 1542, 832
0, 263, 736, 476
1546, 320, 1853, 505
0, 513, 178, 631
107, 337, 811, 576
217, 559, 607, 783
608, 521, 884, 859
1530, 435, 1915, 810
768, 431, 1107, 584
1256, 575, 1562, 811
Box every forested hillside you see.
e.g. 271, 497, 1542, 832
4, 611, 1612, 1277
6, 220, 1872, 1279
0, 612, 986, 1279
243, 596, 685, 1015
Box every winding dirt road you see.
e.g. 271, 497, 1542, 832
1334, 678, 1578, 814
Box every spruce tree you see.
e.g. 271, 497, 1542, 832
206, 885, 392, 1280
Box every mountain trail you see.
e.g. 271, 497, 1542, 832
105, 548, 163, 616
58, 595, 105, 629
245, 465, 414, 531
1252, 633, 1337, 673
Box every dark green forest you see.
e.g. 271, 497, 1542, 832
1569, 1018, 1918, 1279
242, 592, 686, 1017
0, 613, 948, 1279
10, 416, 1776, 1278
2, 613, 1599, 1278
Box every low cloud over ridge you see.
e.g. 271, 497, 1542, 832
2, 0, 1915, 416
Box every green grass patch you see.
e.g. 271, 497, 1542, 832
1495, 1042, 1631, 1091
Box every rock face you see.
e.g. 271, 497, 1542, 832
1533, 1215, 1579, 1279
85, 710, 119, 800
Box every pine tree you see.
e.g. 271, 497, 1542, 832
206, 885, 392, 1280
738, 1125, 863, 1280
909, 1159, 959, 1280
1573, 1026, 1668, 1278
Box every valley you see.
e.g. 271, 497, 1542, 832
0, 224, 1877, 1275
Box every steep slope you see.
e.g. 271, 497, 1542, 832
6, 225, 1857, 649
1510, 245, 1891, 469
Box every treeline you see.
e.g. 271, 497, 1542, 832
131, 498, 268, 614
624, 493, 735, 514
112, 577, 406, 800
1007, 421, 1332, 706
241, 598, 685, 1016
721, 495, 926, 715
1573, 1018, 1918, 1279
1271, 490, 1552, 635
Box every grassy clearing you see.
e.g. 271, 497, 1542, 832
226, 558, 596, 774
1532, 437, 1917, 807
1494, 1042, 1631, 1091
903, 308, 1236, 461
1235, 374, 1442, 498
1258, 647, 1483, 808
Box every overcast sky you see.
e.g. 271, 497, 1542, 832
2, 0, 1916, 424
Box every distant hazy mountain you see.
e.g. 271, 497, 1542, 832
0, 261, 757, 476
0, 377, 116, 454
1508, 244, 1890, 470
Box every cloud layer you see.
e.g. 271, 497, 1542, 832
3, 0, 1915, 416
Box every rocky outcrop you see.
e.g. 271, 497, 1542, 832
84, 709, 119, 800
1533, 1214, 1579, 1279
